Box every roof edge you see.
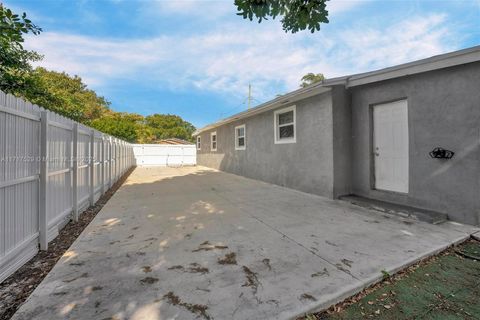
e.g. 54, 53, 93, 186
194, 84, 331, 135
194, 45, 480, 135
344, 45, 480, 87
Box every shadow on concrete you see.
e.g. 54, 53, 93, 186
11, 167, 479, 320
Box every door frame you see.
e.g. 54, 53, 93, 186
369, 97, 409, 194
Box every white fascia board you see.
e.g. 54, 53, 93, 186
345, 46, 480, 87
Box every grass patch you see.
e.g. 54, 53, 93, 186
303, 239, 480, 320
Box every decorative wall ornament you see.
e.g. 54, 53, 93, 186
429, 147, 454, 159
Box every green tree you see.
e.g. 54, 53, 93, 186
91, 112, 142, 143
20, 67, 110, 124
0, 4, 195, 144
0, 4, 43, 93
300, 72, 325, 88
234, 0, 329, 33
135, 125, 156, 144
145, 114, 196, 142
16, 67, 194, 143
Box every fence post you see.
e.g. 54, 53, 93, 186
109, 137, 112, 188
114, 139, 117, 180
101, 135, 105, 195
39, 111, 49, 250
118, 141, 121, 175
89, 130, 95, 206
112, 139, 115, 182
182, 146, 185, 167
72, 123, 79, 221
122, 142, 124, 172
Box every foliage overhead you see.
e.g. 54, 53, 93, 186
300, 72, 325, 88
234, 0, 329, 33
0, 4, 43, 93
21, 67, 111, 123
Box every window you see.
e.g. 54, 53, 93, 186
211, 131, 217, 151
274, 105, 296, 144
196, 136, 201, 150
235, 124, 246, 150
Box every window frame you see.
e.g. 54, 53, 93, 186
210, 131, 217, 151
235, 124, 246, 150
274, 105, 296, 144
196, 136, 201, 150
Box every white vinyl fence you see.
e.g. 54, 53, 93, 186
133, 144, 196, 166
0, 91, 135, 283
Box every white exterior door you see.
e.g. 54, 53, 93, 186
373, 100, 409, 193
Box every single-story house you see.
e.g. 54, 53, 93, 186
194, 46, 480, 226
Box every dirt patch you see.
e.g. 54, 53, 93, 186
192, 241, 228, 252
168, 265, 184, 270
140, 277, 159, 285
63, 272, 89, 283
141, 266, 152, 273
311, 268, 329, 278
0, 167, 135, 320
188, 263, 209, 274
163, 291, 211, 320
341, 259, 353, 268
325, 240, 338, 247
241, 266, 260, 294
300, 293, 317, 302
218, 252, 237, 265
262, 258, 272, 271
335, 263, 352, 275
167, 263, 209, 274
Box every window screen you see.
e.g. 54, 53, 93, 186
274, 106, 296, 144
235, 125, 246, 150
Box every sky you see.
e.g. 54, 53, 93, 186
5, 0, 480, 128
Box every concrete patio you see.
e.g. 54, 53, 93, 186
12, 166, 479, 320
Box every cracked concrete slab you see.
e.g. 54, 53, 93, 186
11, 166, 479, 320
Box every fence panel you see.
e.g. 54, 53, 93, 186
132, 144, 196, 166
46, 120, 73, 240
0, 90, 135, 283
77, 130, 91, 211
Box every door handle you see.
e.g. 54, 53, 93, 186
374, 152, 380, 156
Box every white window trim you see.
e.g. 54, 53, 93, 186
274, 105, 296, 144
235, 124, 246, 150
196, 136, 201, 150
210, 131, 217, 151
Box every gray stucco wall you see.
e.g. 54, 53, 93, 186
197, 92, 336, 198
350, 62, 480, 225
331, 85, 352, 198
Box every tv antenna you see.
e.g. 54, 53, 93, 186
247, 83, 252, 109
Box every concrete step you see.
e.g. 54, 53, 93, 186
339, 195, 448, 224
